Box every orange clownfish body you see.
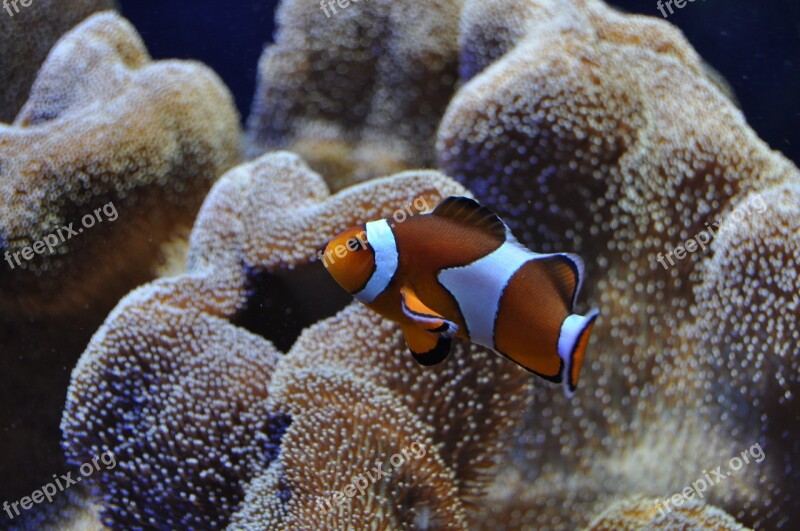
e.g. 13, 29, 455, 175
323, 196, 599, 396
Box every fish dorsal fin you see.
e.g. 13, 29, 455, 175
431, 196, 507, 241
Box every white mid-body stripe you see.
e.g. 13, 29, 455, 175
354, 219, 398, 304
437, 241, 532, 348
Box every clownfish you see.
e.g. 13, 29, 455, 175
322, 196, 599, 396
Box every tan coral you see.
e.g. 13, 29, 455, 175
55, 0, 800, 526
5, 489, 106, 531
471, 466, 610, 530
586, 496, 749, 531
0, 10, 240, 518
274, 303, 530, 509
645, 184, 800, 526
0, 11, 241, 320
437, 0, 800, 528
63, 152, 528, 528
61, 296, 288, 528
233, 367, 467, 529
0, 0, 115, 122
245, 0, 464, 191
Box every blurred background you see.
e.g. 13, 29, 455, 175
119, 0, 800, 165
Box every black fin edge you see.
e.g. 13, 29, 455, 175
431, 196, 507, 241
410, 336, 452, 366
566, 309, 600, 393
493, 346, 564, 384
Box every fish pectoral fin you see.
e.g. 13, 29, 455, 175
402, 324, 452, 366
400, 287, 458, 337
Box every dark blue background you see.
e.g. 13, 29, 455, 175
119, 0, 800, 165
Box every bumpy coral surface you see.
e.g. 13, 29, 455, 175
233, 362, 468, 529
236, 303, 528, 528
586, 497, 749, 531
51, 0, 800, 528
63, 304, 289, 528
0, 11, 240, 520
0, 12, 241, 319
246, 0, 463, 191
4, 489, 105, 531
653, 185, 800, 526
438, 0, 800, 528
0, 0, 115, 122
62, 152, 529, 528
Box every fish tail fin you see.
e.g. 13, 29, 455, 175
557, 309, 600, 397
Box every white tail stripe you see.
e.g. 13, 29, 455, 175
557, 314, 587, 366
557, 310, 598, 397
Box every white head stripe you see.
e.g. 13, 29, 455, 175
438, 241, 531, 348
354, 219, 398, 304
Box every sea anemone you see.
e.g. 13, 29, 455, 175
437, 0, 800, 527
0, 12, 241, 319
51, 0, 800, 528
0, 0, 115, 122
246, 0, 463, 191
62, 152, 530, 527
0, 12, 241, 519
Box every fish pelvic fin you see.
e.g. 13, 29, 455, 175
557, 309, 600, 397
402, 324, 452, 366
400, 287, 458, 337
